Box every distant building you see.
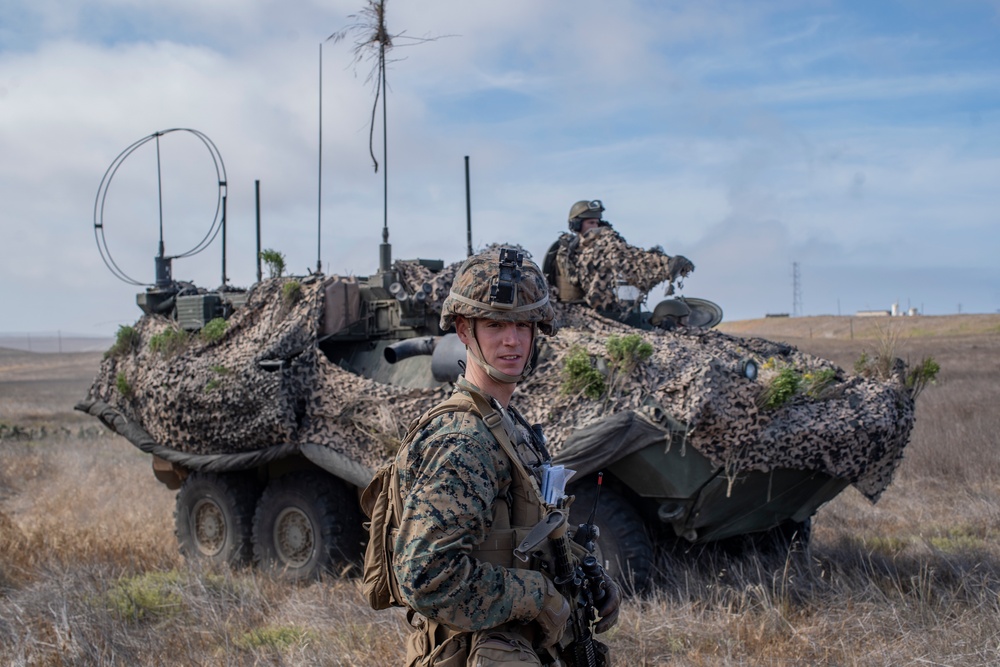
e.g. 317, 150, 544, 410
765, 313, 790, 318
854, 305, 920, 317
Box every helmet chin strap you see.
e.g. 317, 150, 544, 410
465, 322, 537, 384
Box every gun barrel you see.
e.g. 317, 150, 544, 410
384, 336, 437, 364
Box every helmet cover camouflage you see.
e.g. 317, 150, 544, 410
440, 247, 555, 335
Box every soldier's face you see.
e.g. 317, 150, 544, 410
457, 317, 533, 377
580, 219, 600, 235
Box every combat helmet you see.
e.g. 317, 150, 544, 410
441, 246, 555, 382
568, 199, 608, 233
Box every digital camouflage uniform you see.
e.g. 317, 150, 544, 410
390, 247, 584, 666
393, 376, 553, 662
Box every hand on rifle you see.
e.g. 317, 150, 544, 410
535, 579, 571, 648
592, 568, 621, 634
581, 557, 621, 634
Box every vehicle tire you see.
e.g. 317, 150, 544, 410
568, 483, 654, 593
253, 471, 364, 581
175, 471, 260, 566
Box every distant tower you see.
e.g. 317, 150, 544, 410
792, 261, 803, 317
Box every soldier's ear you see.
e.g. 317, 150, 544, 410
454, 316, 473, 344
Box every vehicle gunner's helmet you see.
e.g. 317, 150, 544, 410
568, 199, 605, 233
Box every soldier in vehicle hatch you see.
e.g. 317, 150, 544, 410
391, 247, 621, 666
542, 199, 696, 324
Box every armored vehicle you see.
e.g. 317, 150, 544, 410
78, 246, 916, 589
78, 129, 917, 588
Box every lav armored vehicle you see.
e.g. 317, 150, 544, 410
78, 243, 916, 590
78, 130, 917, 589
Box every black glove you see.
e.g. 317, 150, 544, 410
667, 254, 695, 280
593, 571, 621, 634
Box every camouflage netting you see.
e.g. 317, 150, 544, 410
81, 252, 915, 503
79, 275, 448, 477
517, 303, 914, 502
85, 277, 327, 454
299, 354, 446, 472
549, 227, 694, 315
397, 250, 914, 502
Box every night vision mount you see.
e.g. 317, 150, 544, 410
490, 247, 523, 309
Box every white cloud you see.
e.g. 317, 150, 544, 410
1, 0, 998, 333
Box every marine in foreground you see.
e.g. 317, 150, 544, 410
364, 247, 621, 666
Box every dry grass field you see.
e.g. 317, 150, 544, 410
2, 315, 999, 665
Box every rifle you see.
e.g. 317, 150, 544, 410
515, 474, 609, 667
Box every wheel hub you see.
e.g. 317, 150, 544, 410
273, 507, 314, 567
192, 499, 226, 557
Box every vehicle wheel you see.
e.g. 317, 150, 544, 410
568, 483, 654, 593
253, 471, 364, 581
175, 471, 260, 566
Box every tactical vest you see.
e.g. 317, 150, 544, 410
549, 234, 585, 304
464, 390, 548, 567
399, 387, 548, 569
384, 385, 554, 666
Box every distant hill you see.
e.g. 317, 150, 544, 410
716, 313, 1000, 341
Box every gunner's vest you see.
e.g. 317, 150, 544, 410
554, 240, 586, 304
543, 233, 585, 304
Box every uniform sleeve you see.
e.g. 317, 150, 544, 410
575, 228, 692, 310
392, 417, 548, 631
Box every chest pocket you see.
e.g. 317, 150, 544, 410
468, 398, 547, 569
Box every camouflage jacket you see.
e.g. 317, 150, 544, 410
392, 377, 551, 631
553, 228, 694, 316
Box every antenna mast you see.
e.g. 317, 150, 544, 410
316, 42, 324, 274
378, 39, 391, 273
792, 261, 803, 317
154, 132, 172, 287
465, 155, 473, 257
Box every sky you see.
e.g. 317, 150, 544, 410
1, 0, 998, 336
